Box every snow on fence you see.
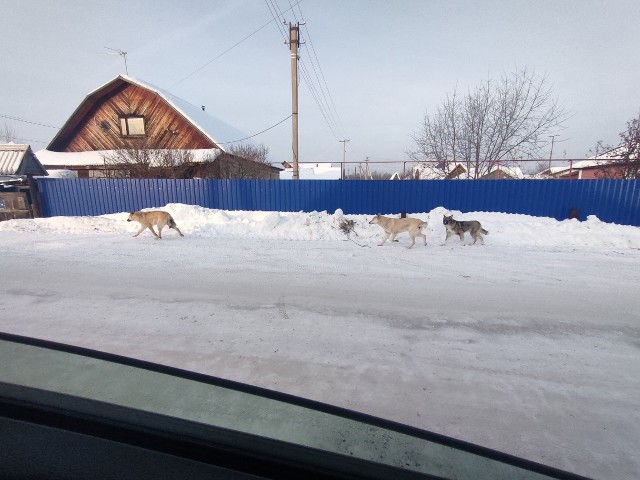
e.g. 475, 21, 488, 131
35, 178, 640, 226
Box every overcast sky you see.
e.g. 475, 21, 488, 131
2, 0, 639, 172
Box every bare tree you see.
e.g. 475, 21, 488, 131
591, 113, 640, 179
100, 140, 274, 179
344, 169, 391, 180
227, 143, 270, 165
100, 146, 209, 179
408, 68, 567, 179
1, 123, 17, 143
220, 143, 273, 179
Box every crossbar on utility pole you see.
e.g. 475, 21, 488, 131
289, 23, 300, 180
339, 139, 350, 180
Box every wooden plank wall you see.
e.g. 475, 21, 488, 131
65, 84, 215, 152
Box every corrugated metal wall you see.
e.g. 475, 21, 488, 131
36, 178, 640, 226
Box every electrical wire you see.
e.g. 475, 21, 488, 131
264, 0, 289, 41
0, 113, 59, 129
170, 0, 304, 90
216, 115, 292, 145
266, 1, 347, 142
295, 3, 347, 139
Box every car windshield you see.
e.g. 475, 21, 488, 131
1, 334, 581, 479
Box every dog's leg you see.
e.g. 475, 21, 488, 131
389, 232, 398, 243
419, 232, 427, 246
148, 225, 160, 239
172, 225, 185, 237
459, 232, 465, 246
379, 232, 390, 246
132, 225, 146, 237
406, 233, 416, 249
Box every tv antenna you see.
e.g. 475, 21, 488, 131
104, 47, 129, 75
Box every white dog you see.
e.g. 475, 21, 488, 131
369, 214, 428, 248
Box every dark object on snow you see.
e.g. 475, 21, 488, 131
568, 208, 579, 220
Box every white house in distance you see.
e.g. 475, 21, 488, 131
413, 161, 525, 180
279, 162, 342, 180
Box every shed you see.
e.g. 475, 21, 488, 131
0, 144, 47, 220
0, 144, 48, 176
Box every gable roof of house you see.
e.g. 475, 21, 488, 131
592, 144, 638, 160
47, 75, 250, 153
0, 143, 48, 176
544, 146, 638, 177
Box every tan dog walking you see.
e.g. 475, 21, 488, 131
127, 211, 184, 240
369, 214, 428, 249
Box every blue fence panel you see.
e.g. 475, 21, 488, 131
35, 178, 640, 226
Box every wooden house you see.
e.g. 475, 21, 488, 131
40, 75, 280, 179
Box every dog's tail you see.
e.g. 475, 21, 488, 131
419, 222, 428, 229
167, 215, 178, 228
481, 228, 489, 235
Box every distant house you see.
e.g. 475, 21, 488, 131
541, 146, 638, 179
413, 161, 524, 180
0, 144, 48, 219
39, 75, 280, 179
280, 162, 342, 180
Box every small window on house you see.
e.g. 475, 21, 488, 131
119, 116, 146, 136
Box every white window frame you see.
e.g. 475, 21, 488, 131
119, 116, 146, 136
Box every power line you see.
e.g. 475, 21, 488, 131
264, 0, 289, 40
217, 114, 292, 145
298, 59, 338, 140
170, 0, 304, 89
266, 1, 347, 142
11, 136, 49, 145
0, 113, 60, 129
295, 4, 347, 139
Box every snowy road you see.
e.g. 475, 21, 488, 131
1, 208, 640, 479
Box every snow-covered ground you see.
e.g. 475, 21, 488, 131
2, 205, 640, 479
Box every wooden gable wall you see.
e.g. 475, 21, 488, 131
53, 83, 217, 152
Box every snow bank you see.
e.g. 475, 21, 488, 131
1, 204, 639, 249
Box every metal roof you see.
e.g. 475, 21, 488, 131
117, 76, 252, 151
0, 144, 27, 175
0, 144, 47, 176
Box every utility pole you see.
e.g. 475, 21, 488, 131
548, 135, 559, 170
288, 23, 301, 180
339, 139, 350, 180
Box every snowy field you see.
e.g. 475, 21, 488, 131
1, 205, 640, 479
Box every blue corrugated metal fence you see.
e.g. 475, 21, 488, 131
36, 178, 640, 226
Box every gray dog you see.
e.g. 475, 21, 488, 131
443, 214, 488, 245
